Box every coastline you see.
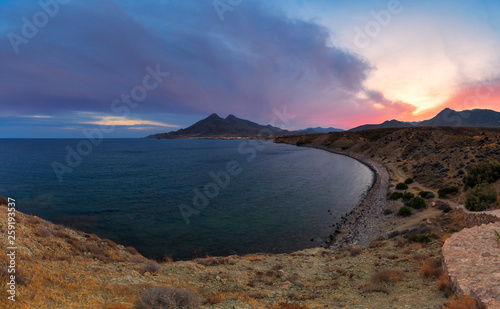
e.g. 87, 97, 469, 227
303, 145, 391, 248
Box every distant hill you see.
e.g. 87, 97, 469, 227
299, 127, 344, 134
349, 120, 413, 131
418, 108, 500, 127
348, 108, 500, 131
145, 114, 294, 139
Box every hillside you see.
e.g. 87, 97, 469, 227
276, 126, 500, 190
299, 127, 344, 133
347, 108, 500, 131
350, 120, 413, 131
418, 108, 500, 127
145, 114, 293, 140
1, 197, 462, 309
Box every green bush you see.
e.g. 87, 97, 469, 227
438, 187, 459, 198
464, 161, 500, 188
397, 206, 412, 217
389, 192, 403, 200
408, 234, 432, 243
409, 196, 427, 210
465, 183, 498, 211
402, 192, 415, 201
404, 178, 414, 184
396, 183, 409, 190
418, 191, 435, 199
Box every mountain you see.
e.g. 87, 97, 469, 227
145, 114, 293, 139
418, 108, 500, 127
299, 127, 344, 134
349, 120, 413, 131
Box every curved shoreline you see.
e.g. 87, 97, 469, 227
305, 145, 391, 248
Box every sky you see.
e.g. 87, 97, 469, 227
1, 0, 500, 137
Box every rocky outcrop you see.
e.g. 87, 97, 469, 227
443, 222, 500, 308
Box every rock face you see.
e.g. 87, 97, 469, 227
443, 222, 500, 308
145, 114, 293, 139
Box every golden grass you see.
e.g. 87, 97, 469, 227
443, 295, 480, 309
371, 270, 404, 283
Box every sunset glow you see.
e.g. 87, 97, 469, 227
1, 0, 499, 137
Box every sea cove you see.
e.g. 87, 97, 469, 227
0, 138, 373, 260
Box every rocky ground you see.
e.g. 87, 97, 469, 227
1, 201, 464, 309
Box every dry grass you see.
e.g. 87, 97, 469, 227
359, 284, 389, 294
195, 256, 231, 266
162, 256, 174, 263
371, 270, 404, 283
272, 302, 310, 309
35, 227, 52, 237
443, 295, 480, 309
135, 286, 201, 309
349, 247, 363, 257
125, 246, 140, 255
204, 292, 226, 305
437, 272, 454, 297
142, 261, 161, 275
420, 259, 442, 278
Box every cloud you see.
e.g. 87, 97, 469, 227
0, 0, 383, 129
80, 116, 180, 128
18, 115, 54, 119
417, 79, 500, 120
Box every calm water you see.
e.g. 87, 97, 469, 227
0, 139, 373, 260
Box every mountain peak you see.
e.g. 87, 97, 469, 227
207, 113, 222, 119
146, 113, 292, 139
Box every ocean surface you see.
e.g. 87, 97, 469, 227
0, 139, 373, 260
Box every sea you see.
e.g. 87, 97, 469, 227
0, 139, 373, 260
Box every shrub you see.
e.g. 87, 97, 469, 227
464, 161, 500, 188
135, 286, 201, 309
35, 227, 52, 237
402, 192, 415, 201
419, 191, 435, 199
142, 261, 161, 274
85, 244, 105, 255
273, 302, 309, 309
397, 206, 412, 217
102, 238, 118, 248
359, 284, 389, 294
371, 270, 404, 283
409, 196, 427, 210
465, 183, 498, 211
204, 293, 226, 305
408, 234, 431, 243
443, 295, 480, 309
349, 247, 362, 257
388, 192, 403, 200
438, 187, 459, 198
404, 178, 414, 184
396, 183, 408, 190
420, 260, 442, 278
437, 272, 453, 297
495, 230, 500, 242
126, 246, 140, 255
